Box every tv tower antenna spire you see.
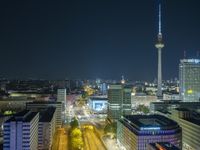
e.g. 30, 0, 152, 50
159, 3, 162, 35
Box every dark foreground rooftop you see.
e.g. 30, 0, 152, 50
148, 142, 180, 150
6, 110, 38, 122
39, 107, 56, 122
26, 101, 61, 104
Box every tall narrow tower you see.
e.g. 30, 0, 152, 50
155, 2, 164, 98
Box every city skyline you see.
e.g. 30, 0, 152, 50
0, 0, 200, 80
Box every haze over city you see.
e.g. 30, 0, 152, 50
0, 0, 200, 80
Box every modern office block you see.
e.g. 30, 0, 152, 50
170, 108, 200, 150
150, 101, 200, 112
108, 84, 123, 120
57, 89, 67, 122
117, 115, 182, 150
26, 101, 62, 128
57, 89, 66, 103
179, 59, 200, 102
38, 107, 56, 150
122, 86, 132, 115
100, 83, 107, 95
3, 110, 39, 150
108, 84, 132, 121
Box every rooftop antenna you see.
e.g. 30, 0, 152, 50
158, 3, 162, 35
184, 50, 187, 59
197, 51, 199, 58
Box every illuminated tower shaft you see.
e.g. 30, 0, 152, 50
155, 3, 164, 98
157, 47, 163, 97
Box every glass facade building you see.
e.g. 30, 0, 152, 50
108, 84, 132, 121
179, 59, 200, 102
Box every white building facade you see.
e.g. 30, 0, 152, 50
3, 110, 39, 150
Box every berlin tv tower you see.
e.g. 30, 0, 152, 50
155, 1, 164, 98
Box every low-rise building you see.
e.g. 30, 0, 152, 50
163, 93, 180, 101
117, 115, 182, 150
88, 96, 108, 113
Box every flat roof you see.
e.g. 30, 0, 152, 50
151, 101, 200, 105
26, 101, 61, 104
185, 118, 200, 126
175, 108, 189, 111
180, 59, 200, 64
121, 115, 179, 131
39, 107, 56, 122
89, 97, 108, 101
6, 110, 38, 122
148, 142, 180, 150
185, 111, 200, 126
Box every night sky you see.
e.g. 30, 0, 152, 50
0, 0, 200, 80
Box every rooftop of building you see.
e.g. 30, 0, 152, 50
163, 91, 179, 95
26, 101, 61, 104
120, 114, 179, 131
180, 59, 200, 64
148, 142, 180, 150
39, 107, 56, 122
185, 118, 200, 126
184, 111, 200, 126
6, 110, 38, 122
151, 100, 200, 105
175, 108, 190, 111
173, 108, 200, 126
89, 97, 108, 101
157, 110, 171, 115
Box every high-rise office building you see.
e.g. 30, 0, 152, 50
117, 115, 182, 150
108, 84, 132, 121
57, 89, 66, 107
100, 82, 107, 95
3, 110, 39, 150
108, 84, 123, 120
26, 101, 62, 128
57, 89, 66, 122
179, 59, 200, 102
155, 2, 164, 98
122, 86, 132, 115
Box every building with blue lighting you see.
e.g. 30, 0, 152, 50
88, 96, 108, 113
3, 110, 39, 150
117, 115, 182, 150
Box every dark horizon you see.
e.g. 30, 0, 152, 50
0, 0, 200, 80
